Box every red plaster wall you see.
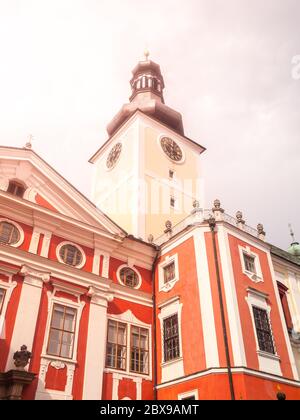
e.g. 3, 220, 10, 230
228, 234, 294, 378
155, 237, 206, 383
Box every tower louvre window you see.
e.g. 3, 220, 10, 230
252, 306, 275, 354
170, 196, 176, 208
163, 314, 180, 362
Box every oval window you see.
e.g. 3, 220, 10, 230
0, 221, 20, 245
59, 244, 83, 267
119, 267, 139, 288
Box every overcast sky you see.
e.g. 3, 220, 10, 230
0, 0, 299, 249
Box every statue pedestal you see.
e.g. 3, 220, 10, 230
0, 370, 36, 400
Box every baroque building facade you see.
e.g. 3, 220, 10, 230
0, 56, 300, 400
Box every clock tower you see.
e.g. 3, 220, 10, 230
89, 54, 206, 241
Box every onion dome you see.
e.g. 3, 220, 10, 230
107, 51, 184, 137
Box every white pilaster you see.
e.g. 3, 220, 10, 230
193, 229, 220, 368
82, 287, 114, 400
29, 228, 41, 254
5, 265, 50, 371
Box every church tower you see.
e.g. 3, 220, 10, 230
89, 53, 206, 241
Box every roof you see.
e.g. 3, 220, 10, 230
271, 244, 300, 267
89, 109, 206, 164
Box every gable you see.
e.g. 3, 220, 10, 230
0, 146, 125, 237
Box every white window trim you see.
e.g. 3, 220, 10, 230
116, 265, 142, 290
178, 389, 199, 400
105, 310, 152, 380
157, 134, 186, 165
41, 287, 85, 363
56, 241, 86, 269
0, 218, 24, 248
245, 288, 282, 376
158, 297, 183, 365
0, 272, 17, 338
246, 289, 277, 356
158, 254, 180, 293
239, 245, 263, 283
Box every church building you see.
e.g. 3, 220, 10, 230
0, 54, 300, 400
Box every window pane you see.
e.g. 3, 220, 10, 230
108, 321, 117, 343
117, 324, 127, 345
164, 262, 175, 283
130, 326, 149, 374
253, 307, 275, 354
47, 304, 77, 359
64, 309, 76, 332
119, 267, 139, 288
51, 305, 65, 329
106, 321, 127, 371
244, 254, 256, 274
0, 222, 20, 245
61, 332, 74, 358
164, 314, 180, 362
48, 330, 62, 356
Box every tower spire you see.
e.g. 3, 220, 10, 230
289, 223, 296, 243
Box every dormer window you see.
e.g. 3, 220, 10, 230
7, 180, 26, 198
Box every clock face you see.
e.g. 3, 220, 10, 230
106, 143, 122, 169
160, 137, 183, 162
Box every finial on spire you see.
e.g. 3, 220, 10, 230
144, 48, 150, 61
289, 223, 296, 243
25, 134, 33, 150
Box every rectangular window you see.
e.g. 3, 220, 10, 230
0, 288, 6, 314
170, 196, 176, 208
106, 320, 127, 371
130, 326, 149, 375
163, 262, 176, 284
253, 307, 275, 354
169, 170, 175, 179
163, 314, 180, 362
244, 254, 256, 274
47, 304, 77, 359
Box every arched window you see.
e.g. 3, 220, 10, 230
7, 180, 26, 198
59, 244, 83, 267
119, 267, 140, 288
0, 221, 21, 245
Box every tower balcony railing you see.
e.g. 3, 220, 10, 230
154, 206, 264, 246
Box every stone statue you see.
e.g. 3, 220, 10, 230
13, 345, 32, 370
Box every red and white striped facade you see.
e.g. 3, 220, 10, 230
1, 59, 300, 400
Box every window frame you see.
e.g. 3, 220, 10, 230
0, 218, 24, 248
252, 306, 275, 355
105, 312, 151, 378
56, 241, 86, 269
239, 245, 263, 283
46, 303, 77, 360
129, 325, 149, 375
158, 254, 179, 292
105, 320, 128, 372
163, 314, 180, 363
246, 287, 281, 376
116, 265, 142, 290
7, 180, 26, 198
